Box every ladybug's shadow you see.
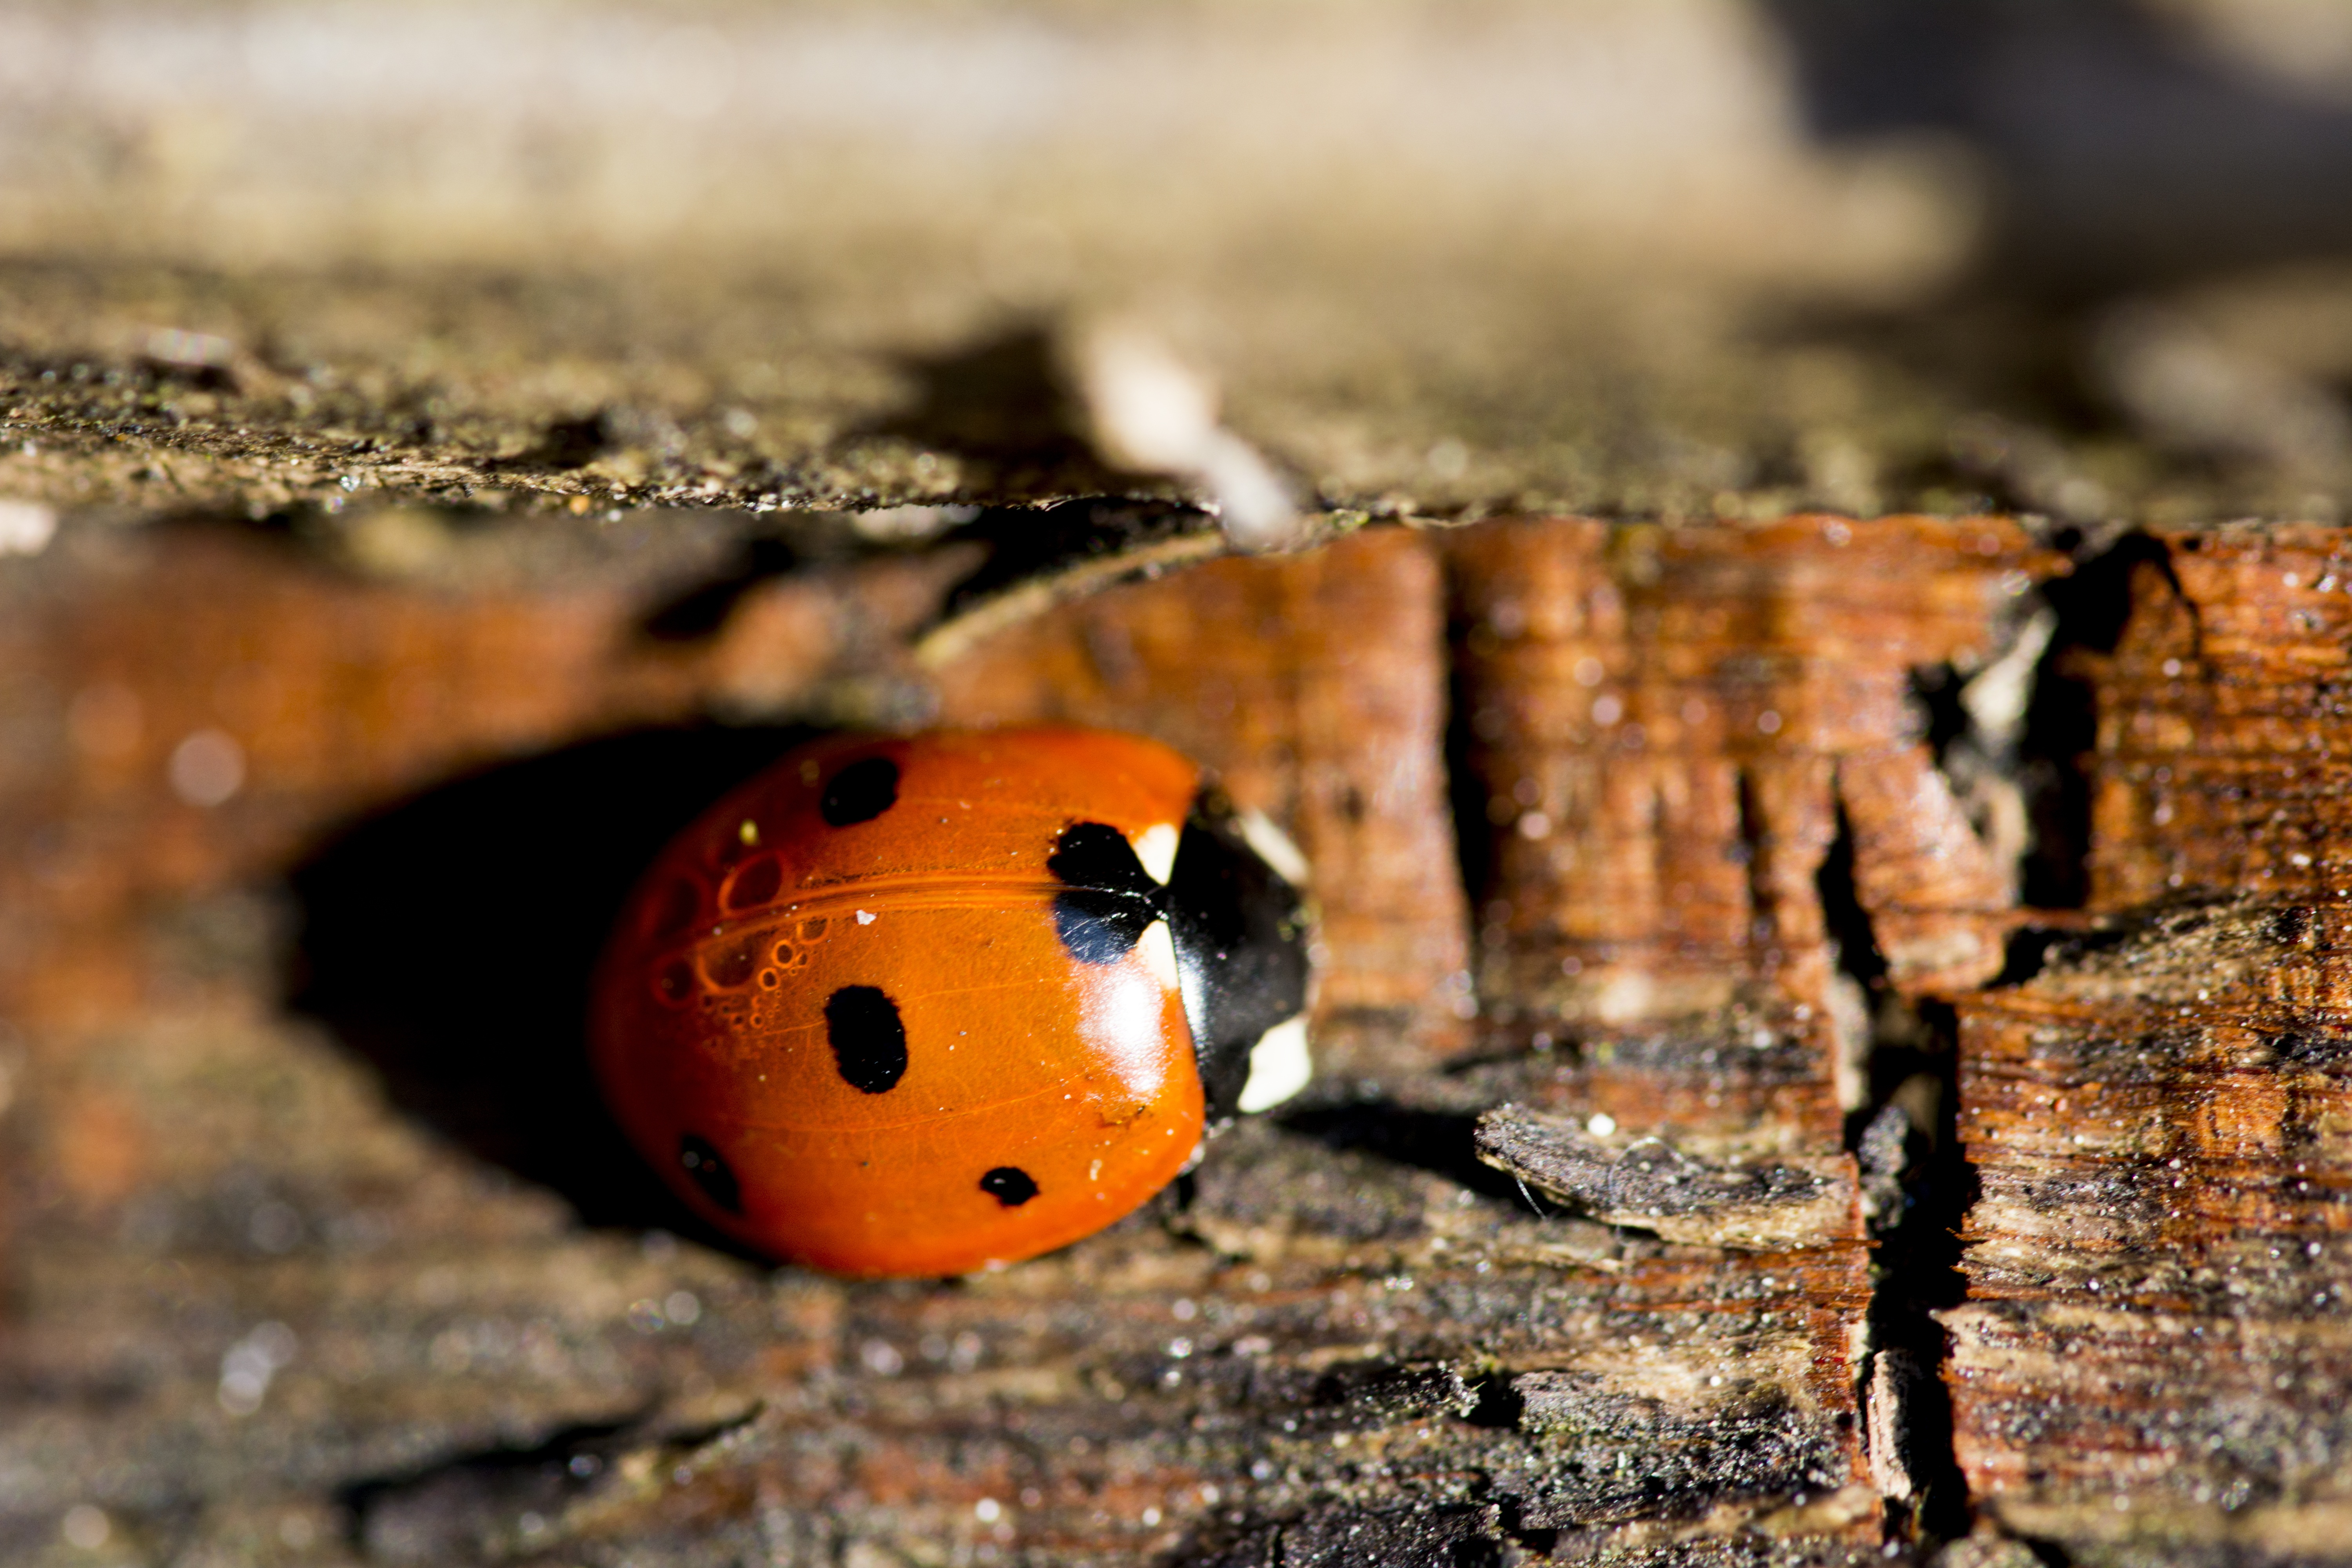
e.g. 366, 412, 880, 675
287, 724, 820, 1252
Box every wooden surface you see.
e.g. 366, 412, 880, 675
1950, 899, 2352, 1561
0, 514, 1949, 1566
1447, 516, 2060, 1148
7, 10, 2352, 1560
6, 507, 2352, 1565
1947, 524, 2352, 1564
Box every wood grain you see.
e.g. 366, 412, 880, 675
0, 512, 2085, 1563
1949, 899, 2352, 1561
1447, 515, 2061, 1151
1948, 523, 2352, 1563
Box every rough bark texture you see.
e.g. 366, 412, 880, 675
1946, 524, 2352, 1565
33, 487, 2352, 1567
1950, 899, 2352, 1565
1446, 516, 2059, 1145
0, 514, 1931, 1566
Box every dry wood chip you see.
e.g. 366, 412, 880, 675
1475, 1104, 1862, 1250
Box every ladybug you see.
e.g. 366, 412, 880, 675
591, 726, 1314, 1277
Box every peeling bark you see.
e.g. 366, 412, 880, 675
1475, 1105, 1861, 1252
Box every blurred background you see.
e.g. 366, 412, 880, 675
4, 0, 2352, 535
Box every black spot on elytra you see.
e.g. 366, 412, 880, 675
678, 1134, 742, 1213
980, 1166, 1038, 1206
820, 757, 899, 826
1048, 820, 1164, 965
826, 985, 908, 1093
1049, 822, 1162, 899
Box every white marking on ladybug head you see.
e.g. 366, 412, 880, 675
1132, 822, 1180, 885
1137, 917, 1180, 990
1236, 1014, 1312, 1113
1235, 810, 1309, 887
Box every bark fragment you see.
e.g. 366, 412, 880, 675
1475, 1104, 1862, 1251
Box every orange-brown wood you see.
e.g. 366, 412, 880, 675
592, 728, 1208, 1277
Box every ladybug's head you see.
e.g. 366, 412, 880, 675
1164, 789, 1315, 1124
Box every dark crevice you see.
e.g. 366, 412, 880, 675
925, 497, 1218, 633
1816, 799, 1889, 994
1441, 554, 1516, 1033
339, 1414, 647, 1561
1274, 1103, 1527, 1205
1866, 999, 1978, 1546
494, 410, 615, 472
1989, 919, 2119, 990
342, 1403, 765, 1563
1441, 592, 1498, 928
1500, 1524, 1559, 1559
1459, 1375, 1523, 1431
1908, 662, 1974, 772
2015, 1536, 2077, 1568
2018, 528, 2171, 909
1817, 798, 1976, 1546
867, 327, 1093, 466
1733, 767, 1772, 941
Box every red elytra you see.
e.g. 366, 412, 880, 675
590, 726, 1312, 1278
